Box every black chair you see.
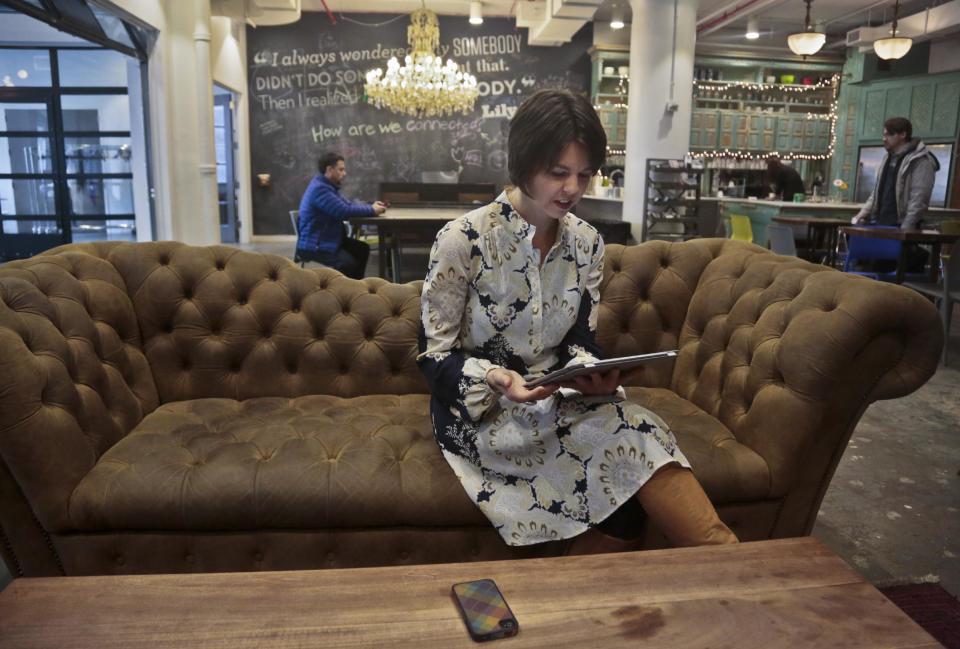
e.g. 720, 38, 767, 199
289, 210, 304, 267
904, 248, 960, 365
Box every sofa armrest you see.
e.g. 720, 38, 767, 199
673, 256, 942, 497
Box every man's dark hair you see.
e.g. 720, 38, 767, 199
318, 152, 344, 174
883, 117, 912, 140
508, 89, 606, 194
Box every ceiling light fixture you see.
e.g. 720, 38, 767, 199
787, 0, 826, 56
469, 1, 483, 26
873, 0, 912, 60
610, 4, 625, 30
745, 17, 760, 40
364, 1, 478, 117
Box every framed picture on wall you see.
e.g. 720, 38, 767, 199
855, 143, 954, 207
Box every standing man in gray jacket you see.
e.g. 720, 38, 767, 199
853, 117, 940, 230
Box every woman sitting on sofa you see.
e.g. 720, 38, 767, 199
416, 89, 737, 551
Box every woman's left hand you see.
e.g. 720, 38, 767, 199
559, 368, 621, 396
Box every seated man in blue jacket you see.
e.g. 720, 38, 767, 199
295, 152, 387, 279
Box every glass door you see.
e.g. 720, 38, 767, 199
214, 89, 238, 243
0, 93, 67, 261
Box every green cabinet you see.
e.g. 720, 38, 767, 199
690, 74, 836, 156
691, 111, 827, 155
597, 105, 627, 146
591, 49, 630, 156
690, 110, 718, 148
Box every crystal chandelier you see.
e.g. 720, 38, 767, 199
787, 0, 825, 57
364, 2, 479, 117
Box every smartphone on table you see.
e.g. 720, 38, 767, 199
451, 579, 519, 642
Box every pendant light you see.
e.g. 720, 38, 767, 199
469, 1, 483, 25
745, 17, 760, 40
610, 4, 625, 30
873, 0, 912, 60
787, 0, 826, 56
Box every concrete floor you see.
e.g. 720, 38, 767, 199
1, 242, 956, 597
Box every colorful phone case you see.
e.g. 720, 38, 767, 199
452, 579, 519, 642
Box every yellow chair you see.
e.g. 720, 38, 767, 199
939, 220, 960, 235
730, 214, 753, 243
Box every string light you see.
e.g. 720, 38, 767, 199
592, 74, 840, 162
692, 76, 836, 93
689, 74, 839, 161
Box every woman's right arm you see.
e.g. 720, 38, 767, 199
416, 222, 502, 424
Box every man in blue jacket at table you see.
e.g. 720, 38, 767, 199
295, 152, 387, 279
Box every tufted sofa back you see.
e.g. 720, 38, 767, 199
599, 238, 940, 495
45, 241, 428, 404
0, 249, 159, 530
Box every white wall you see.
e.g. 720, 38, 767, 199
105, 0, 251, 245
210, 17, 253, 243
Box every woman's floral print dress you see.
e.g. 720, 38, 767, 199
417, 192, 690, 546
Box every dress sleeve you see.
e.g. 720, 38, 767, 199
554, 234, 625, 404
556, 234, 604, 367
417, 222, 502, 423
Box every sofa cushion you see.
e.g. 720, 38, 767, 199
70, 395, 488, 531
625, 387, 770, 504
70, 387, 768, 532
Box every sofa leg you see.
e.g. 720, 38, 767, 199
636, 464, 738, 547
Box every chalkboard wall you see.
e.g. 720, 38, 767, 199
247, 13, 592, 235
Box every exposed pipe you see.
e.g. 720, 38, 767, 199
668, 0, 677, 105
696, 0, 749, 27
320, 0, 336, 24
822, 0, 893, 26
697, 0, 787, 37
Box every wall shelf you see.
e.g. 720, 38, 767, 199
643, 158, 704, 242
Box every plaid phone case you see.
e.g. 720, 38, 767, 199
452, 579, 518, 638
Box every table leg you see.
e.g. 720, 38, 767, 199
930, 243, 942, 283
896, 244, 907, 284
391, 238, 402, 283
377, 227, 388, 279
827, 227, 838, 268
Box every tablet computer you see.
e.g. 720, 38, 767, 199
523, 350, 679, 389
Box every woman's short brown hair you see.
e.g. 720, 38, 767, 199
508, 88, 606, 194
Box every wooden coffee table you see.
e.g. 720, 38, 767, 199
0, 538, 940, 648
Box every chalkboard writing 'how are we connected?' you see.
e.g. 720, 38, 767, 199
247, 13, 591, 235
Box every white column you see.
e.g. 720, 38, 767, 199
192, 0, 220, 244
622, 0, 699, 242
150, 0, 220, 245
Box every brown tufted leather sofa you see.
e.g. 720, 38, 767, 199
0, 239, 942, 577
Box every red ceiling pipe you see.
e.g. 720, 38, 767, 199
696, 0, 768, 34
320, 0, 337, 24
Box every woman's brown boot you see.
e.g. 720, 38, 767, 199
636, 463, 738, 547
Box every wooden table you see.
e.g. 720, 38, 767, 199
841, 226, 960, 283
772, 215, 851, 267
351, 207, 461, 281
352, 207, 633, 282
0, 538, 941, 648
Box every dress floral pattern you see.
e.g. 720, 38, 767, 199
417, 192, 690, 546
